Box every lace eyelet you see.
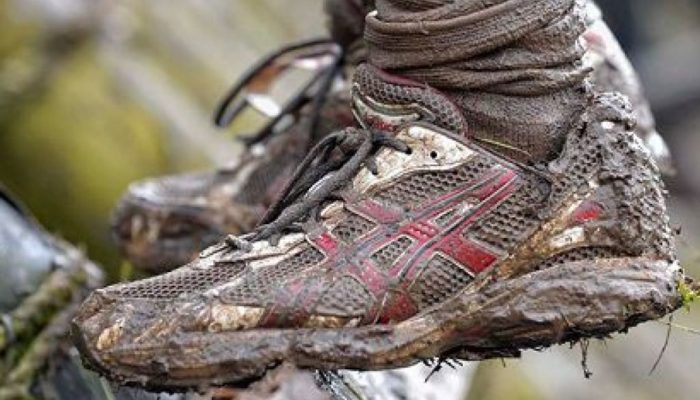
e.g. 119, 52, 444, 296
430, 150, 439, 159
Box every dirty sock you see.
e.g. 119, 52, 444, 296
365, 0, 590, 163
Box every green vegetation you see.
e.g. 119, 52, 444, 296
678, 279, 698, 312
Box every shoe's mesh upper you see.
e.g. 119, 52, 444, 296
221, 247, 324, 305
371, 236, 413, 270
548, 135, 603, 206
634, 181, 673, 257
374, 156, 492, 209
409, 254, 474, 310
468, 180, 540, 251
332, 213, 377, 243
314, 276, 373, 317
111, 261, 246, 300
533, 246, 627, 271
606, 131, 675, 258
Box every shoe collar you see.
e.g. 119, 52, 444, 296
352, 64, 469, 137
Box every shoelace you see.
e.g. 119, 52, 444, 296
213, 38, 345, 149
224, 127, 411, 250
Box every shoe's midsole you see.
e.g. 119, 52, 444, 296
74, 257, 682, 389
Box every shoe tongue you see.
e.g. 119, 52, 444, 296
352, 64, 469, 136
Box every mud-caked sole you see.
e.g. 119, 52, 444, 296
72, 257, 682, 390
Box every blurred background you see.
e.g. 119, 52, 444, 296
0, 0, 698, 399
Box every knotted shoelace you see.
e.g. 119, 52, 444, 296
224, 127, 411, 249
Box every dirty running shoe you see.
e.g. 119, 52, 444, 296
74, 65, 684, 388
112, 0, 673, 274
75, 0, 685, 389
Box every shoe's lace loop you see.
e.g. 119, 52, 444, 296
224, 127, 411, 248
213, 38, 344, 148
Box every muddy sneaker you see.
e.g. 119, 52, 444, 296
113, 0, 672, 275
74, 0, 686, 389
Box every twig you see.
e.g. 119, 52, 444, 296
580, 339, 593, 379
649, 314, 673, 375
